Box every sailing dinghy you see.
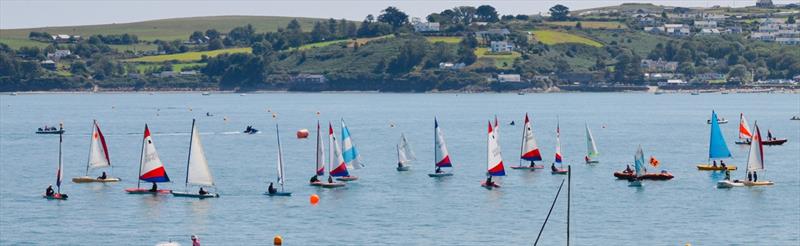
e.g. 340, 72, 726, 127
73, 120, 121, 183
551, 122, 569, 175
125, 125, 172, 194
511, 113, 544, 170
265, 122, 292, 196
44, 127, 68, 200
428, 118, 454, 177
718, 122, 774, 188
396, 133, 416, 171
322, 122, 348, 187
696, 111, 737, 171
309, 121, 325, 186
172, 119, 219, 198
481, 121, 505, 189
734, 113, 753, 145
584, 124, 599, 164
628, 146, 645, 187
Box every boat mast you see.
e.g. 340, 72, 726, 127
276, 121, 284, 192
519, 114, 526, 167
184, 119, 196, 192
85, 120, 94, 176
315, 120, 320, 177
136, 124, 146, 189
57, 125, 63, 193
433, 119, 436, 172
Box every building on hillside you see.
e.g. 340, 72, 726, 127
411, 17, 440, 32
40, 60, 56, 70
794, 75, 800, 82
46, 49, 72, 61
496, 74, 522, 83
179, 70, 198, 76
750, 18, 800, 44
632, 14, 659, 26
438, 62, 466, 70
641, 59, 678, 72
694, 20, 718, 29
756, 0, 774, 8
291, 74, 328, 84
776, 37, 800, 45
698, 28, 722, 35
489, 41, 514, 53
664, 24, 691, 36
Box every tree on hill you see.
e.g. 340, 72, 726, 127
549, 4, 570, 21
452, 6, 477, 25
387, 39, 427, 74
788, 15, 796, 24
476, 5, 499, 22
205, 29, 221, 40
311, 22, 331, 42
190, 31, 205, 42
287, 19, 303, 33
378, 7, 409, 29
457, 33, 478, 65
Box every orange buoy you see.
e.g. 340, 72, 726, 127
310, 194, 319, 205
296, 129, 309, 139
273, 235, 283, 245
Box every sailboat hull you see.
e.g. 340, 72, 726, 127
309, 181, 323, 186
320, 182, 346, 188
428, 172, 453, 177
551, 169, 569, 175
396, 166, 411, 171
481, 181, 500, 189
125, 188, 172, 194
42, 193, 68, 200
264, 192, 292, 196
171, 191, 219, 198
585, 160, 599, 164
696, 164, 737, 171
717, 180, 744, 188
511, 165, 544, 170
335, 176, 358, 181
72, 176, 121, 183
744, 181, 774, 186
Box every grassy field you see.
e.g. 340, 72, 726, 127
544, 21, 627, 29
474, 47, 521, 69
125, 47, 251, 62
297, 35, 393, 50
136, 62, 205, 73
425, 36, 462, 44
0, 16, 329, 50
531, 30, 604, 47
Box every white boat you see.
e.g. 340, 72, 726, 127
428, 118, 454, 177
717, 122, 774, 188
172, 119, 219, 198
511, 113, 543, 170
396, 133, 416, 171
72, 120, 121, 183
265, 122, 291, 196
584, 124, 599, 164
482, 120, 505, 189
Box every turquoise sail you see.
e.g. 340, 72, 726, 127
708, 111, 732, 159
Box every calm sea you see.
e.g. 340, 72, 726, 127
1, 92, 798, 245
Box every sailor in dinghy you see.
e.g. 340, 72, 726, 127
125, 124, 172, 194
718, 122, 774, 188
428, 118, 454, 177
309, 121, 325, 186
73, 120, 121, 183
511, 113, 544, 170
171, 119, 220, 198
44, 126, 68, 200
396, 133, 416, 172
482, 121, 505, 189
321, 122, 347, 188
265, 119, 292, 196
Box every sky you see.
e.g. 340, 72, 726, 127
1, 0, 797, 29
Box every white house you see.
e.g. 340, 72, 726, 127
694, 20, 718, 29
497, 74, 522, 83
411, 17, 440, 32
490, 41, 514, 53
46, 49, 71, 60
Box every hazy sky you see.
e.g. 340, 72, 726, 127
1, 0, 796, 29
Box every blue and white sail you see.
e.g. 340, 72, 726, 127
708, 111, 732, 160
341, 119, 365, 169
634, 145, 645, 178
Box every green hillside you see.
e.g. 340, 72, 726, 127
0, 16, 326, 49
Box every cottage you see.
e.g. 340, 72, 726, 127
438, 62, 466, 70
292, 74, 328, 84
51, 34, 78, 43
497, 74, 522, 83
40, 60, 56, 70
411, 17, 440, 32
46, 49, 72, 60
179, 70, 198, 76
664, 24, 690, 36
489, 41, 514, 53
698, 28, 722, 35
641, 59, 678, 72
694, 20, 717, 29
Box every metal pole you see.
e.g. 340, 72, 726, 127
534, 179, 565, 246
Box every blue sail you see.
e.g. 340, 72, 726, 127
708, 111, 732, 159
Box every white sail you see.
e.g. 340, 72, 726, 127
397, 133, 416, 164
739, 113, 752, 140
276, 124, 286, 186
87, 121, 110, 170
316, 121, 325, 176
487, 121, 505, 175
520, 114, 541, 161
434, 119, 452, 167
746, 123, 765, 172
140, 126, 167, 180
186, 120, 214, 187
585, 124, 599, 159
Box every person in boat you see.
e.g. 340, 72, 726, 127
509, 121, 515, 126
149, 182, 158, 192
624, 165, 633, 174
199, 187, 208, 195
529, 161, 537, 168
435, 167, 443, 173
747, 172, 753, 182
327, 175, 334, 183
267, 182, 277, 194
206, 112, 211, 117
753, 171, 758, 182
720, 161, 727, 170
97, 171, 107, 180
45, 185, 55, 196
310, 175, 319, 183
712, 160, 717, 168
551, 163, 558, 172
724, 170, 731, 180
485, 175, 494, 186
191, 235, 200, 246
38, 127, 43, 131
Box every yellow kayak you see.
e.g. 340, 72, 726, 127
696, 164, 737, 171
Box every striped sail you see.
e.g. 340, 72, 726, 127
329, 123, 349, 177
341, 120, 364, 169
520, 114, 542, 161
487, 121, 505, 176
87, 120, 111, 170
555, 123, 563, 164
739, 113, 752, 140
634, 145, 645, 178
746, 123, 765, 172
139, 125, 170, 183
434, 118, 452, 167
186, 120, 214, 187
